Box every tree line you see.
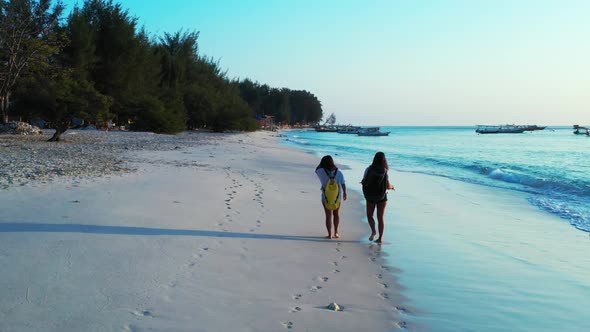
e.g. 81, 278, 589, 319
0, 0, 324, 141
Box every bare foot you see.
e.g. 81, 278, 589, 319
334, 233, 340, 239
369, 232, 377, 241
374, 238, 383, 244
326, 235, 332, 239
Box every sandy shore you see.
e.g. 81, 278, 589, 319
0, 131, 407, 331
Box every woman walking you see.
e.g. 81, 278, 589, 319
361, 152, 395, 243
316, 155, 347, 239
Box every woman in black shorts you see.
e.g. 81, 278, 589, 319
361, 152, 395, 243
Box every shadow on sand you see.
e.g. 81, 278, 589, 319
0, 222, 358, 243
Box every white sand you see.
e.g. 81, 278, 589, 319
0, 131, 406, 331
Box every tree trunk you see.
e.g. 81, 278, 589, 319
1, 92, 9, 124
48, 123, 69, 142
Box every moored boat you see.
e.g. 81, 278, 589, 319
357, 127, 390, 136
476, 125, 525, 134
314, 125, 339, 132
337, 125, 361, 134
573, 125, 590, 136
519, 125, 547, 131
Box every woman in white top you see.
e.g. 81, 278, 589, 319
315, 155, 347, 239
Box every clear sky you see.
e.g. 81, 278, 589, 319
63, 0, 589, 126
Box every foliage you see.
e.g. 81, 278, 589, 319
13, 70, 112, 140
4, 0, 322, 136
237, 80, 323, 126
0, 0, 66, 123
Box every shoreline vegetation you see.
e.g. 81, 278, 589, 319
1, 0, 324, 141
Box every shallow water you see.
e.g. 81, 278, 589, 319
283, 127, 590, 232
281, 127, 590, 331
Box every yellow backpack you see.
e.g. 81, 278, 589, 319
323, 168, 341, 210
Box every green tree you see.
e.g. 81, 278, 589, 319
158, 30, 199, 91
14, 70, 112, 141
0, 0, 65, 123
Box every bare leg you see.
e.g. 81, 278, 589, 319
375, 201, 387, 243
333, 209, 340, 238
323, 205, 333, 238
366, 201, 377, 241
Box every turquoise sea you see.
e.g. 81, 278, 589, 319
280, 126, 590, 331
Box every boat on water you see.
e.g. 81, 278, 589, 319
519, 125, 546, 131
314, 125, 339, 132
337, 125, 361, 134
573, 125, 590, 136
357, 127, 390, 136
475, 125, 525, 134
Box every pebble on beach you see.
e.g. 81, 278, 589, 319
326, 302, 341, 311
0, 126, 216, 189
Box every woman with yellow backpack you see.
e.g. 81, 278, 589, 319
315, 155, 347, 239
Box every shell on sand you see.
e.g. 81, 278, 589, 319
327, 302, 341, 311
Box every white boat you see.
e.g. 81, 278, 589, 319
357, 127, 390, 136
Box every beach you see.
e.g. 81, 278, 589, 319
0, 130, 407, 331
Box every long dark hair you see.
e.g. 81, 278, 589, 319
371, 152, 389, 170
316, 155, 336, 171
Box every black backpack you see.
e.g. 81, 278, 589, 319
362, 166, 387, 202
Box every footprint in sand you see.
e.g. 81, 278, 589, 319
122, 324, 136, 332
396, 307, 413, 317
379, 292, 390, 300
310, 285, 323, 292
397, 321, 408, 329
320, 277, 329, 282
292, 294, 302, 300
290, 306, 302, 313
379, 282, 389, 289
131, 310, 153, 318
332, 261, 339, 266
281, 321, 294, 329
332, 269, 340, 274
